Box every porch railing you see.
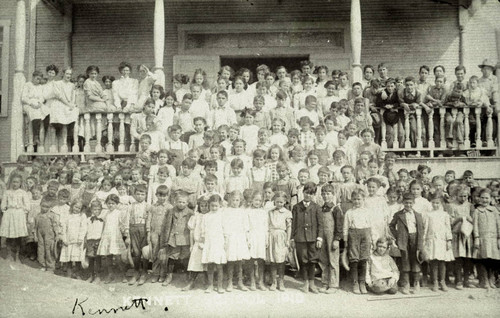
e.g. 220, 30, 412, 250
379, 106, 498, 157
24, 112, 138, 156
22, 107, 499, 158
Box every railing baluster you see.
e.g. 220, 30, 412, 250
38, 123, 45, 153
380, 109, 387, 149
451, 108, 458, 148
27, 120, 34, 153
428, 110, 434, 157
84, 113, 91, 153
393, 122, 399, 150
497, 108, 500, 156
439, 108, 446, 148
72, 119, 79, 153
60, 125, 68, 153
95, 113, 103, 153
463, 107, 470, 149
107, 113, 114, 153
486, 109, 494, 148
404, 110, 411, 149
49, 126, 57, 153
118, 113, 125, 152
475, 107, 482, 149
416, 108, 423, 148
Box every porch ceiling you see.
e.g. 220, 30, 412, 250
65, 0, 468, 5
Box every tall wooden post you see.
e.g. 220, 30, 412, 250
154, 0, 165, 88
350, 0, 362, 83
11, 0, 26, 161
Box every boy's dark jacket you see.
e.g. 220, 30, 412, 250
389, 209, 424, 251
292, 201, 324, 243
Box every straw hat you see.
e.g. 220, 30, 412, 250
383, 110, 400, 126
121, 248, 134, 266
478, 58, 496, 69
142, 245, 152, 261
81, 249, 89, 269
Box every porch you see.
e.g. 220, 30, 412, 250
20, 106, 500, 160
4, 0, 500, 169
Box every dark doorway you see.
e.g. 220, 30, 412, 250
220, 56, 309, 82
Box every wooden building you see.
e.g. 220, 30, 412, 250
0, 0, 499, 177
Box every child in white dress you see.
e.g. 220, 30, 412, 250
183, 197, 210, 291
268, 191, 293, 291
0, 174, 30, 261
410, 180, 432, 214
239, 108, 260, 155
223, 191, 251, 292
201, 194, 226, 294
97, 194, 130, 284
59, 200, 87, 278
247, 190, 269, 291
225, 158, 250, 194
423, 192, 454, 292
21, 71, 48, 146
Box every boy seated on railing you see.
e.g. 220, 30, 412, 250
130, 99, 155, 150
465, 76, 491, 146
444, 83, 467, 149
425, 76, 447, 147
398, 76, 426, 148
375, 78, 403, 149
22, 71, 48, 147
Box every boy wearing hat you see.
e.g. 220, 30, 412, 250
478, 59, 498, 105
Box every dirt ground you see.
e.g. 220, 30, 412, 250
1, 257, 499, 318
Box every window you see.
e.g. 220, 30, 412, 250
0, 20, 10, 117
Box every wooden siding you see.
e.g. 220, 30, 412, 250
462, 0, 500, 78
68, 0, 462, 88
71, 4, 155, 79
360, 0, 460, 79
35, 2, 66, 72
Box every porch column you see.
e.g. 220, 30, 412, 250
350, 0, 362, 83
153, 0, 165, 88
63, 4, 73, 69
11, 0, 26, 161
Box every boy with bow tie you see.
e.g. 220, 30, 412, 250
291, 182, 324, 293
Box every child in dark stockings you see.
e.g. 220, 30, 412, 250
85, 200, 104, 283
59, 200, 87, 279
268, 191, 292, 291
473, 188, 500, 290
423, 192, 454, 292
292, 182, 324, 293
0, 174, 30, 262
343, 189, 371, 294
161, 191, 193, 287
201, 195, 226, 293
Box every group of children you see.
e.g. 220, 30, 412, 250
22, 60, 498, 157
6, 59, 500, 295
0, 146, 499, 295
